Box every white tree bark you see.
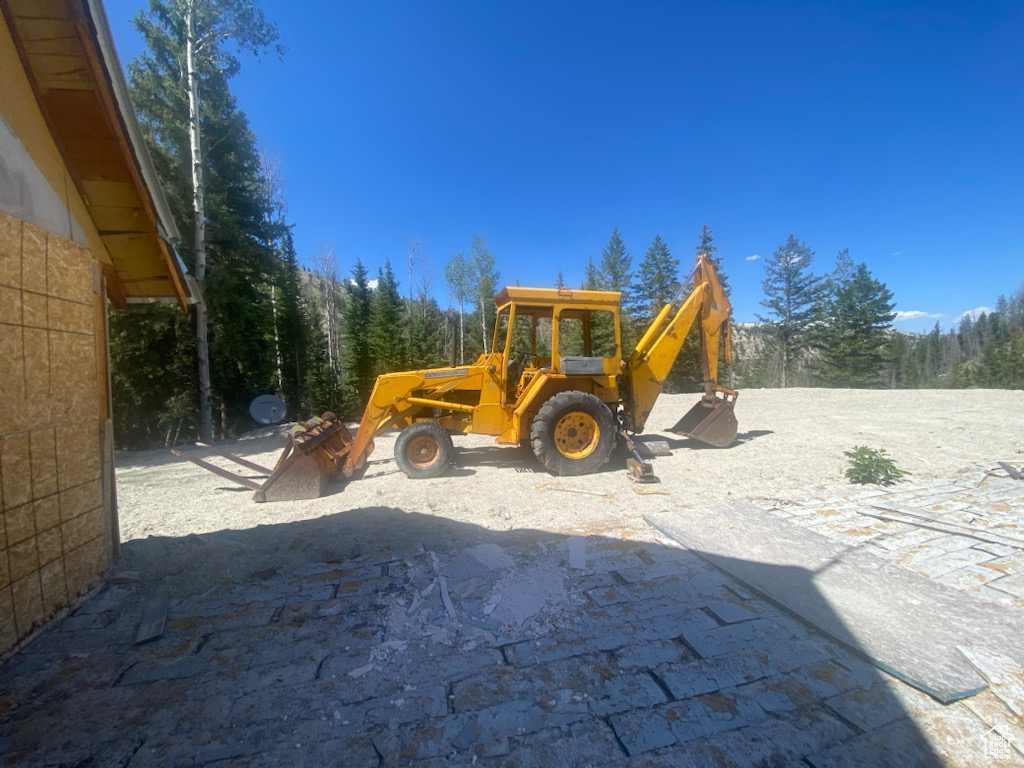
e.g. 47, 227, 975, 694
316, 248, 340, 373
185, 0, 213, 441
270, 286, 282, 392
479, 295, 489, 354
458, 299, 464, 364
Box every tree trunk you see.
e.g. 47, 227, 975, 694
270, 286, 283, 392
459, 299, 465, 364
185, 1, 213, 441
407, 244, 416, 363
479, 295, 489, 354
323, 283, 335, 372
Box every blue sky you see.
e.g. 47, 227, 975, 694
106, 1, 1023, 331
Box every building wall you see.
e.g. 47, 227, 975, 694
0, 10, 116, 656
0, 211, 109, 655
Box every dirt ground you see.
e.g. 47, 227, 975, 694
116, 388, 1024, 547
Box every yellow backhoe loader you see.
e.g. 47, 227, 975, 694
329, 252, 738, 484
178, 254, 735, 500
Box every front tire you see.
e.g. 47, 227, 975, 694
530, 391, 617, 476
394, 422, 453, 479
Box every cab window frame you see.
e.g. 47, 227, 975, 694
553, 306, 621, 369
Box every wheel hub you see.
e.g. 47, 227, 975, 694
553, 411, 600, 460
406, 435, 440, 469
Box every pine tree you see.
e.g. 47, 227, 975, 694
814, 261, 896, 387
1006, 333, 1024, 388
370, 260, 406, 375
832, 248, 854, 284
583, 256, 602, 290
886, 283, 1023, 391
131, 0, 280, 441
598, 228, 632, 351
275, 227, 308, 415
304, 307, 343, 415
696, 224, 730, 300
555, 271, 566, 290
599, 228, 632, 296
126, 0, 282, 439
407, 291, 448, 369
758, 234, 823, 387
109, 304, 196, 448
343, 260, 374, 410
926, 321, 944, 383
629, 235, 679, 325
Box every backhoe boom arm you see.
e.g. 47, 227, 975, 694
625, 253, 733, 432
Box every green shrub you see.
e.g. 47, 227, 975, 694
844, 446, 909, 486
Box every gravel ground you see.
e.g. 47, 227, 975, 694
116, 388, 1024, 547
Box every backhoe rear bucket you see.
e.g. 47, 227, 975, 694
668, 389, 738, 448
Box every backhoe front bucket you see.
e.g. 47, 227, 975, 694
253, 413, 354, 502
668, 389, 738, 448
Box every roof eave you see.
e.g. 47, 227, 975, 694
83, 0, 190, 310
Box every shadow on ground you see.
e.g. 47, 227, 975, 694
116, 423, 768, 478
116, 431, 291, 470
0, 502, 951, 766
659, 429, 775, 452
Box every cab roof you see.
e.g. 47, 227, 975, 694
494, 286, 621, 308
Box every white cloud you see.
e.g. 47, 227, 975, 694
894, 310, 943, 322
347, 277, 380, 290
958, 306, 992, 321
745, 253, 760, 262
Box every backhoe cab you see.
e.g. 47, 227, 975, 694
334, 253, 738, 483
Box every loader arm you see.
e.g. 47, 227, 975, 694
341, 366, 487, 477
625, 253, 734, 433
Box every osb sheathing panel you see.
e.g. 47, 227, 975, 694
0, 285, 19, 324
49, 298, 93, 334
0, 589, 15, 651
0, 324, 26, 434
29, 428, 58, 499
24, 327, 52, 426
21, 290, 45, 328
46, 235, 93, 304
0, 214, 19, 287
21, 223, 47, 294
0, 210, 108, 655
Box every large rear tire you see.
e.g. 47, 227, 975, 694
395, 422, 453, 479
530, 391, 617, 476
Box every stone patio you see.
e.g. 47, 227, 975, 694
1, 477, 1022, 766
756, 470, 1024, 606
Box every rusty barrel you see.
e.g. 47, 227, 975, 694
668, 388, 738, 448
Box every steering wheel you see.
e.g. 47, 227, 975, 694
507, 356, 526, 392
